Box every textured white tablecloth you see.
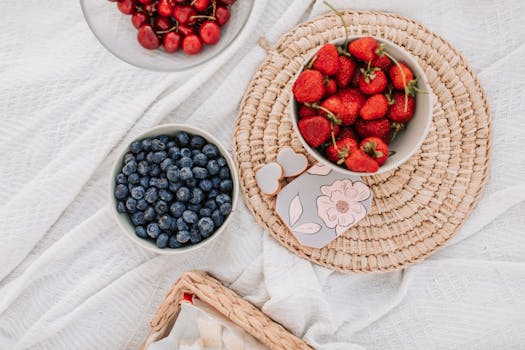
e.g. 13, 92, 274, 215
1, 0, 525, 349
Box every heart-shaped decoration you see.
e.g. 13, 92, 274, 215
255, 162, 284, 195
277, 147, 308, 177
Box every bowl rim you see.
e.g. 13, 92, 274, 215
109, 123, 240, 255
290, 36, 433, 176
80, 0, 254, 72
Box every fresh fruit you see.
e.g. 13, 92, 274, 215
200, 21, 221, 45
371, 54, 392, 71
335, 56, 356, 88
137, 25, 160, 50
338, 127, 359, 142
154, 16, 172, 31
157, 0, 174, 17
182, 34, 203, 54
321, 96, 345, 122
298, 104, 317, 118
326, 138, 358, 163
325, 79, 337, 96
193, 0, 210, 11
387, 92, 415, 123
360, 137, 389, 165
360, 94, 388, 120
348, 37, 378, 62
292, 70, 325, 103
118, 0, 136, 15
312, 43, 339, 75
337, 88, 366, 125
358, 68, 388, 94
178, 24, 194, 36
355, 118, 391, 144
173, 5, 196, 25
215, 6, 231, 26
345, 149, 379, 172
298, 116, 332, 147
163, 32, 182, 53
389, 62, 415, 90
131, 12, 148, 29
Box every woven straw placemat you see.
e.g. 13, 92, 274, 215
233, 11, 491, 273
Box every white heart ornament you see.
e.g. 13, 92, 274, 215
277, 147, 308, 177
255, 162, 284, 195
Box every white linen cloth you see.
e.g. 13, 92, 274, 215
1, 0, 525, 349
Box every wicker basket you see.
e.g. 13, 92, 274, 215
140, 271, 312, 350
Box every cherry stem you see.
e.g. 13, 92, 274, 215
190, 15, 216, 21
212, 0, 217, 17
156, 24, 178, 34
324, 1, 348, 45
382, 50, 409, 112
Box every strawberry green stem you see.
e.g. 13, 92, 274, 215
305, 103, 342, 125
382, 50, 409, 113
330, 121, 338, 149
324, 1, 349, 45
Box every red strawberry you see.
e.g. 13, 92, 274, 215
389, 63, 415, 90
360, 94, 388, 120
298, 104, 317, 118
333, 124, 341, 138
325, 78, 337, 96
338, 127, 359, 142
350, 66, 362, 86
348, 37, 378, 62
321, 96, 345, 122
371, 54, 392, 71
313, 43, 339, 75
335, 56, 356, 88
387, 92, 415, 123
345, 149, 379, 172
298, 116, 332, 148
326, 138, 358, 164
293, 70, 325, 103
355, 118, 391, 144
358, 69, 387, 95
360, 137, 389, 165
337, 88, 366, 126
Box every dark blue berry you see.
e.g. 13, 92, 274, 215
190, 226, 201, 243
123, 153, 135, 164
131, 211, 146, 225
176, 217, 189, 231
158, 214, 173, 230
116, 173, 127, 184
199, 179, 213, 192
156, 178, 169, 189
140, 176, 150, 188
174, 131, 190, 147
208, 189, 219, 199
145, 187, 158, 203
159, 189, 173, 202
126, 197, 137, 213
131, 186, 145, 200
183, 210, 198, 224
176, 187, 191, 202
128, 173, 140, 185
219, 202, 232, 216
149, 164, 161, 177
170, 202, 186, 217
136, 152, 145, 161
212, 177, 221, 189
205, 199, 218, 211
155, 200, 168, 214
193, 153, 208, 167
147, 223, 160, 238
199, 208, 212, 217
207, 160, 220, 175
141, 138, 152, 151
160, 158, 174, 171
193, 167, 208, 180
136, 199, 148, 211
156, 233, 169, 248
202, 144, 219, 159
187, 203, 202, 212
152, 151, 168, 164
176, 230, 191, 243
190, 135, 207, 149
217, 157, 227, 167
146, 152, 154, 163
181, 148, 192, 158
122, 160, 137, 175
135, 226, 147, 238
197, 217, 214, 237
219, 179, 233, 193
114, 184, 128, 199
130, 140, 142, 154
117, 201, 127, 213
168, 235, 182, 248
168, 146, 181, 159
219, 167, 230, 179
216, 193, 231, 205
137, 161, 149, 175
158, 135, 169, 144
179, 157, 193, 168
180, 167, 193, 181
211, 209, 224, 227
192, 149, 201, 157
169, 181, 182, 193
166, 165, 180, 182
144, 207, 156, 221
151, 138, 165, 151
185, 178, 197, 188
167, 140, 176, 148
189, 188, 204, 204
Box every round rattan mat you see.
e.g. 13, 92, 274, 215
233, 11, 491, 273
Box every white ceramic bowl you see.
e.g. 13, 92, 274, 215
291, 36, 433, 176
109, 124, 239, 254
80, 0, 254, 72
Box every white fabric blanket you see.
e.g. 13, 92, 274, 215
1, 0, 525, 349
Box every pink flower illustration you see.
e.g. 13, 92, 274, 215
316, 179, 370, 235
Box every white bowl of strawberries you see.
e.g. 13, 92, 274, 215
291, 36, 432, 175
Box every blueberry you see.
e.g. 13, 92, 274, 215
114, 184, 128, 199
147, 223, 160, 238
176, 230, 191, 244
219, 167, 230, 179
116, 173, 127, 184
199, 208, 212, 217
149, 164, 161, 177
154, 200, 168, 214
128, 173, 140, 185
192, 149, 201, 157
130, 140, 142, 154
212, 209, 224, 227
137, 161, 149, 176
219, 179, 233, 193
212, 177, 221, 189
131, 186, 145, 200
190, 226, 202, 243
197, 217, 214, 237
168, 235, 183, 248
146, 152, 154, 163
156, 233, 169, 248
169, 181, 182, 193
168, 146, 181, 159
199, 179, 213, 192
157, 178, 169, 189
123, 153, 135, 164
202, 144, 219, 159
158, 214, 173, 230
159, 189, 173, 202
160, 158, 174, 171
179, 157, 193, 168
141, 138, 152, 151
159, 135, 169, 144
189, 188, 204, 204
187, 203, 202, 212
185, 178, 197, 188
208, 189, 219, 199
152, 151, 168, 164
207, 160, 220, 175
131, 211, 146, 225
145, 187, 158, 203
180, 167, 193, 181
126, 197, 137, 213
219, 202, 232, 216
205, 199, 218, 211
193, 153, 208, 167
174, 131, 190, 147
136, 199, 148, 211
181, 148, 192, 158
136, 152, 145, 161
117, 201, 127, 213
190, 135, 207, 149
135, 225, 147, 238
176, 217, 189, 231
216, 193, 231, 205
151, 138, 165, 151
167, 140, 176, 148
140, 176, 150, 188
122, 160, 137, 175
166, 165, 180, 182
176, 187, 191, 202
217, 157, 227, 167
144, 206, 156, 221
193, 167, 208, 180
183, 210, 199, 224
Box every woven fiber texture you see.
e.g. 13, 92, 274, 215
142, 271, 312, 350
233, 11, 491, 273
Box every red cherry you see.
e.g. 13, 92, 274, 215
173, 5, 196, 25
199, 21, 221, 45
137, 25, 160, 49
192, 0, 210, 11
215, 6, 230, 26
154, 16, 172, 31
157, 0, 174, 17
137, 0, 151, 3
182, 34, 203, 54
117, 0, 136, 15
143, 3, 156, 13
163, 32, 182, 53
131, 12, 148, 28
178, 24, 194, 36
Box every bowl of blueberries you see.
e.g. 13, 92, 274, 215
110, 124, 238, 253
